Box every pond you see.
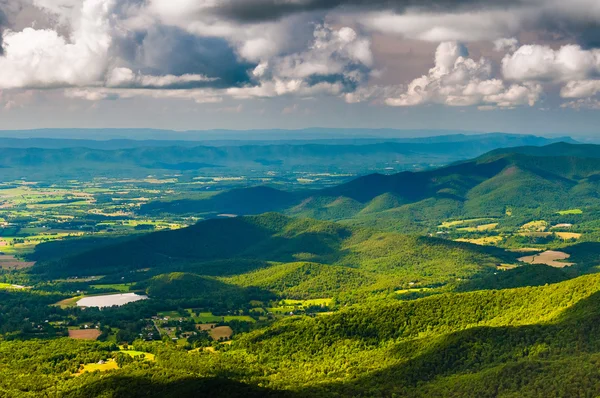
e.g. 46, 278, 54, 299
77, 293, 148, 308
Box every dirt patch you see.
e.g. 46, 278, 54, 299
209, 326, 233, 341
0, 255, 35, 270
68, 329, 101, 340
510, 248, 543, 253
518, 250, 574, 268
196, 323, 216, 331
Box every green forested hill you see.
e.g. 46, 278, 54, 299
32, 213, 511, 299
0, 133, 571, 179
141, 143, 600, 232
5, 274, 600, 397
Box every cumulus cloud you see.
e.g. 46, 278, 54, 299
502, 44, 600, 82
494, 37, 518, 52
359, 1, 600, 47
64, 86, 224, 103
561, 98, 600, 110
227, 25, 373, 98
106, 67, 218, 89
384, 41, 542, 107
1, 0, 599, 112
500, 44, 600, 104
560, 80, 600, 98
0, 0, 113, 89
112, 25, 255, 87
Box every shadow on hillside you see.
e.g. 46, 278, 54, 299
299, 290, 600, 396
31, 214, 352, 278
456, 242, 600, 293
64, 375, 292, 398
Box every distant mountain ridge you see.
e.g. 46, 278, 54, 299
0, 128, 576, 143
0, 133, 575, 178
141, 142, 600, 230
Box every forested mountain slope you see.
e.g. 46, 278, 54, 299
31, 213, 511, 298
5, 274, 600, 397
141, 143, 600, 231
0, 133, 572, 179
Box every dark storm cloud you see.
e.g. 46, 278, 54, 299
305, 73, 362, 92
0, 8, 6, 55
112, 26, 256, 89
209, 0, 524, 23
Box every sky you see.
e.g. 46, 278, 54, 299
1, 0, 600, 137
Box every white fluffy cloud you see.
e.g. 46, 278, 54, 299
106, 67, 217, 88
1, 0, 599, 112
361, 9, 525, 42
561, 80, 600, 98
226, 25, 373, 98
384, 42, 542, 108
0, 0, 113, 89
502, 44, 600, 82
500, 44, 600, 106
359, 0, 600, 44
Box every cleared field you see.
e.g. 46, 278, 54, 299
90, 283, 131, 292
520, 220, 548, 232
68, 329, 102, 340
77, 359, 118, 374
557, 209, 583, 215
455, 236, 503, 245
518, 250, 574, 268
210, 326, 233, 341
555, 232, 582, 240
497, 264, 518, 270
187, 311, 255, 323
0, 254, 35, 270
509, 248, 543, 253
54, 296, 84, 308
457, 223, 499, 232
518, 232, 552, 238
438, 218, 494, 228
518, 232, 581, 240
551, 223, 573, 229
395, 288, 433, 295
196, 323, 217, 331
120, 349, 155, 361
0, 283, 27, 290
281, 298, 332, 307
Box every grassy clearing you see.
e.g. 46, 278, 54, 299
77, 360, 118, 374
281, 298, 332, 307
53, 295, 84, 308
518, 231, 581, 240
395, 288, 433, 295
457, 223, 499, 232
159, 310, 256, 323
455, 236, 503, 245
0, 283, 27, 290
90, 283, 131, 292
120, 348, 155, 361
520, 220, 548, 232
555, 232, 582, 240
557, 209, 583, 215
438, 218, 494, 228
187, 311, 255, 323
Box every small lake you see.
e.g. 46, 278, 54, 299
77, 293, 148, 308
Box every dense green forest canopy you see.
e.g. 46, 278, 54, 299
3, 140, 600, 397
4, 274, 600, 397
30, 213, 514, 300
140, 143, 600, 233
